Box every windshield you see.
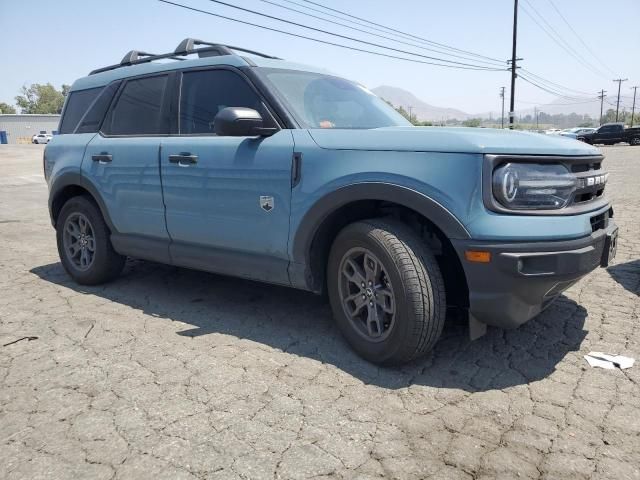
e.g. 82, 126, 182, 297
259, 69, 411, 129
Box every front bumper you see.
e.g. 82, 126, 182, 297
452, 220, 618, 329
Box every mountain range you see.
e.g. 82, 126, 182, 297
371, 85, 607, 121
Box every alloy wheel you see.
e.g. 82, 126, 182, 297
338, 247, 396, 342
63, 212, 96, 271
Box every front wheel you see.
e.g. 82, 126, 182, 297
56, 196, 125, 285
327, 219, 446, 366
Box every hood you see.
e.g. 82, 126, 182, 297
307, 126, 601, 156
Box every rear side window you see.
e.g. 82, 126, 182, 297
59, 87, 103, 134
75, 81, 121, 134
104, 75, 169, 135
179, 69, 274, 134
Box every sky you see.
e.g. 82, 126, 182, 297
1, 0, 639, 116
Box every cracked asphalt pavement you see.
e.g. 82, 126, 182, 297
1, 144, 639, 479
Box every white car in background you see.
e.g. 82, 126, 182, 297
560, 127, 597, 140
544, 128, 563, 135
32, 133, 52, 144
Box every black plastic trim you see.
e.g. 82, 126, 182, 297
48, 171, 117, 233
110, 233, 171, 264
451, 220, 616, 329
292, 182, 470, 266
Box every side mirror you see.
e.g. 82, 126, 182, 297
213, 107, 277, 137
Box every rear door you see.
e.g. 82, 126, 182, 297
81, 73, 173, 262
160, 67, 294, 285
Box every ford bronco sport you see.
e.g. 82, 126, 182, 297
45, 39, 618, 365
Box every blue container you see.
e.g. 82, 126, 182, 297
0, 131, 7, 144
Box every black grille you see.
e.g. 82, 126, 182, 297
571, 161, 601, 173
590, 211, 608, 232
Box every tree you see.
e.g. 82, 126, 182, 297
15, 83, 70, 114
0, 102, 16, 114
462, 118, 481, 127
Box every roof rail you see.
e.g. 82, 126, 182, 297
89, 38, 280, 75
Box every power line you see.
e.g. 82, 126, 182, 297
517, 98, 598, 105
519, 0, 608, 79
256, 0, 505, 67
520, 69, 593, 96
518, 73, 598, 101
296, 0, 504, 63
546, 0, 618, 77
200, 0, 505, 70
157, 0, 505, 70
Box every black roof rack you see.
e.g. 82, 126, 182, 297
89, 38, 280, 75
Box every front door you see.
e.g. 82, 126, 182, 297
160, 68, 294, 285
81, 73, 172, 262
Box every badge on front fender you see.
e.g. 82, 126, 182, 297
260, 195, 274, 212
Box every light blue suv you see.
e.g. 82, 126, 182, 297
45, 39, 617, 365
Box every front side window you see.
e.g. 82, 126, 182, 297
259, 68, 411, 129
179, 69, 274, 135
104, 75, 169, 135
59, 87, 103, 134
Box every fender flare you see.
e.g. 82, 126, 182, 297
291, 182, 471, 266
48, 171, 117, 233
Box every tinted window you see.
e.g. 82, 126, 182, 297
59, 87, 103, 134
105, 75, 169, 135
75, 81, 120, 134
180, 69, 274, 134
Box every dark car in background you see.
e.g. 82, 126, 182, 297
578, 123, 640, 146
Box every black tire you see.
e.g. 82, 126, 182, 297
327, 219, 446, 366
630, 137, 640, 146
56, 196, 125, 285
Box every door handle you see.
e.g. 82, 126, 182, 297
92, 153, 112, 164
169, 153, 198, 166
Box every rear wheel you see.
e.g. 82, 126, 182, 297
56, 196, 125, 285
327, 219, 446, 365
630, 136, 640, 146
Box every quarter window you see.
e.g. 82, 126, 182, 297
104, 75, 169, 135
59, 87, 103, 134
75, 81, 121, 134
179, 69, 274, 135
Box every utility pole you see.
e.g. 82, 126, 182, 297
508, 0, 519, 129
535, 107, 539, 130
408, 106, 414, 124
597, 89, 606, 126
499, 87, 505, 129
613, 78, 628, 122
631, 86, 638, 127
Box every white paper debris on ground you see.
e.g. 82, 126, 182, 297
584, 352, 635, 370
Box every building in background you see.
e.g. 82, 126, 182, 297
0, 114, 61, 144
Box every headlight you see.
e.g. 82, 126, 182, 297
492, 163, 577, 210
